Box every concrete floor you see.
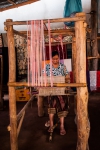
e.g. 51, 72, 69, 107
0, 93, 100, 150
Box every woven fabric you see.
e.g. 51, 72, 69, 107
90, 71, 97, 91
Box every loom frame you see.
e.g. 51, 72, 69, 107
4, 12, 90, 150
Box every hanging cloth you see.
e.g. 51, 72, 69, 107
63, 0, 83, 27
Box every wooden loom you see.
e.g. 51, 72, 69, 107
4, 12, 90, 150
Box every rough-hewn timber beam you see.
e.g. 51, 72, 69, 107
4, 15, 86, 25
8, 82, 86, 87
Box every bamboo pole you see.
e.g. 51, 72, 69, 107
6, 19, 18, 150
4, 15, 86, 26
17, 95, 34, 121
8, 82, 86, 87
75, 13, 90, 150
17, 111, 25, 137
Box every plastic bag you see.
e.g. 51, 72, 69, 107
63, 0, 83, 27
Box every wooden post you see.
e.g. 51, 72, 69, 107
72, 37, 77, 123
37, 96, 44, 117
91, 0, 98, 70
6, 19, 18, 150
72, 37, 76, 82
0, 55, 3, 110
75, 13, 90, 150
86, 39, 91, 70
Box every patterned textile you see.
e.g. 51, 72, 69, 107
46, 63, 69, 117
44, 63, 68, 76
14, 35, 27, 78
48, 95, 68, 115
45, 35, 72, 43
97, 71, 100, 91
89, 71, 97, 91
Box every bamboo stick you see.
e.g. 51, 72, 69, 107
8, 82, 86, 87
6, 19, 18, 150
17, 95, 34, 121
17, 111, 25, 137
4, 14, 86, 26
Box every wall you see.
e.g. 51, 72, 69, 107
0, 0, 91, 33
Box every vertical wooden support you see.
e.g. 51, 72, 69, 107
86, 40, 91, 70
0, 55, 3, 110
6, 19, 18, 150
72, 37, 77, 121
75, 13, 90, 150
72, 37, 76, 82
37, 96, 44, 117
91, 0, 98, 70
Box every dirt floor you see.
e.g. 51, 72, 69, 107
0, 92, 100, 150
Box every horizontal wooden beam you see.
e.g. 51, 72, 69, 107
4, 13, 86, 26
45, 42, 72, 46
87, 56, 100, 59
8, 82, 86, 87
0, 0, 39, 12
44, 29, 74, 36
97, 37, 100, 40
13, 29, 27, 38
19, 28, 75, 36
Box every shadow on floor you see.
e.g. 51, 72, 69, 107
0, 93, 100, 150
